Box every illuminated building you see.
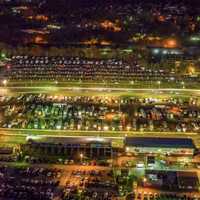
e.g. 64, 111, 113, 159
125, 137, 196, 156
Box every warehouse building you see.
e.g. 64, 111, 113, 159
22, 136, 113, 158
125, 137, 196, 156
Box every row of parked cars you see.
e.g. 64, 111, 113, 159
1, 94, 200, 132
133, 192, 200, 200
0, 166, 63, 200
1, 94, 198, 107
4, 56, 196, 83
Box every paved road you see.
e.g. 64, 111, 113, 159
2, 79, 200, 90
3, 86, 200, 92
1, 86, 200, 99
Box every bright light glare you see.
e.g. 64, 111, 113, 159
153, 49, 159, 54
2, 79, 7, 86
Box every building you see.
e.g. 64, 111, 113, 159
177, 171, 200, 191
145, 170, 199, 191
22, 136, 113, 158
125, 137, 196, 156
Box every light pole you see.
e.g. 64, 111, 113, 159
1, 53, 6, 59
118, 97, 121, 113
80, 153, 83, 163
2, 79, 7, 86
157, 80, 161, 89
181, 81, 185, 89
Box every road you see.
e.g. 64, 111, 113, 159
2, 79, 200, 90
1, 86, 200, 99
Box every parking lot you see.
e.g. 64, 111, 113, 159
131, 189, 200, 200
0, 163, 118, 200
0, 94, 200, 133
4, 56, 193, 85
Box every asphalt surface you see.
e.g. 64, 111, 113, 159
1, 86, 200, 99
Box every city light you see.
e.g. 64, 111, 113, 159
190, 36, 200, 41
153, 49, 160, 54
181, 81, 185, 88
2, 79, 7, 86
143, 177, 147, 183
163, 38, 178, 48
187, 64, 196, 75
103, 125, 109, 131
1, 53, 5, 58
0, 1, 200, 199
162, 50, 167, 54
126, 147, 130, 152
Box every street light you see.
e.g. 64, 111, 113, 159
143, 177, 147, 183
126, 126, 131, 131
80, 153, 83, 163
157, 80, 161, 89
103, 125, 109, 131
181, 81, 185, 88
1, 53, 6, 58
2, 79, 7, 86
126, 147, 130, 152
153, 49, 160, 54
